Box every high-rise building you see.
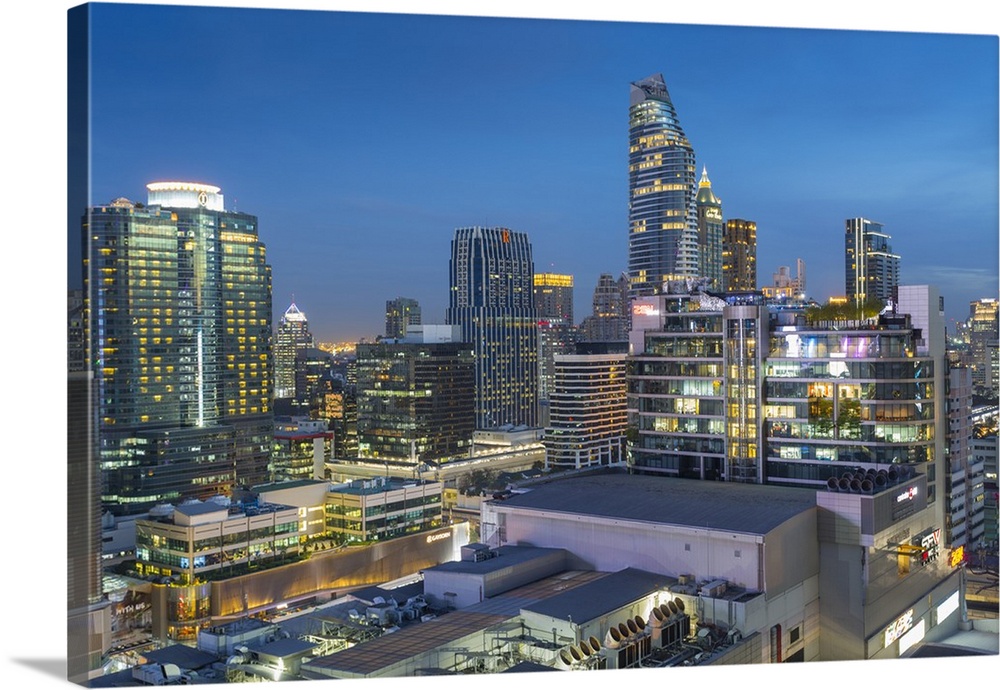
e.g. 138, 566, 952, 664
627, 73, 698, 298
544, 342, 629, 470
356, 328, 475, 463
580, 273, 630, 342
695, 167, 724, 291
533, 273, 574, 323
845, 217, 900, 306
968, 298, 999, 397
533, 272, 579, 421
446, 226, 539, 429
293, 346, 334, 417
275, 301, 314, 399
385, 297, 422, 340
722, 218, 757, 292
945, 365, 985, 548
84, 182, 273, 515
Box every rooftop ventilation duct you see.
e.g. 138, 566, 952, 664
648, 606, 666, 628
605, 625, 624, 649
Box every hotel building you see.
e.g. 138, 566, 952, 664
84, 182, 273, 515
446, 226, 539, 429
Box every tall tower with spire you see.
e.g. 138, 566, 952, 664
627, 73, 699, 298
696, 167, 724, 291
275, 301, 314, 399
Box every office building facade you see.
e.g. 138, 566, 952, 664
722, 218, 757, 292
446, 226, 539, 429
533, 273, 574, 323
968, 298, 999, 396
385, 297, 422, 340
84, 182, 273, 515
544, 343, 629, 470
845, 217, 900, 306
627, 73, 698, 297
355, 336, 476, 462
580, 272, 630, 342
274, 302, 314, 400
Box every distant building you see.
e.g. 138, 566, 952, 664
845, 217, 900, 306
533, 275, 579, 421
533, 273, 574, 323
385, 297, 422, 340
580, 273, 630, 342
275, 302, 314, 400
84, 183, 273, 515
446, 226, 538, 429
761, 260, 806, 300
722, 218, 757, 292
945, 366, 982, 548
544, 342, 629, 470
271, 417, 333, 483
356, 331, 475, 463
695, 167, 724, 291
293, 346, 334, 417
968, 298, 999, 397
627, 73, 699, 297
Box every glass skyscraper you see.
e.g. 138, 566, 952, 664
446, 226, 538, 429
84, 182, 272, 515
274, 301, 313, 399
845, 217, 900, 306
627, 73, 699, 298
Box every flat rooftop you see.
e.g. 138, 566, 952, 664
424, 546, 565, 576
493, 472, 817, 535
521, 567, 674, 624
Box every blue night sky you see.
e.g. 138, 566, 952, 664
73, 2, 998, 342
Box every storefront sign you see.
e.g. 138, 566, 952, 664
884, 608, 914, 648
948, 545, 965, 568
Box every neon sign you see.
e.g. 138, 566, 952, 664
884, 609, 914, 648
896, 486, 918, 503
948, 545, 965, 568
426, 532, 450, 544
632, 303, 659, 316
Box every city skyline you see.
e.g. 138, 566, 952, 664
2, 2, 998, 687
69, 3, 999, 343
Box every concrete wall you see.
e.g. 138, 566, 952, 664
210, 524, 468, 618
497, 508, 765, 589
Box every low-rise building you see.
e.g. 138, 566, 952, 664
134, 498, 301, 585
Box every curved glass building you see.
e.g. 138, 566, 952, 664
628, 73, 699, 298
